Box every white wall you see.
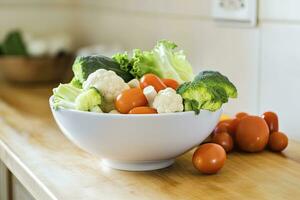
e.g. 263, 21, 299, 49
0, 0, 299, 140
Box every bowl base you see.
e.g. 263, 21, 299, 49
102, 159, 174, 171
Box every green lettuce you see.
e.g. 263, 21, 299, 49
113, 40, 194, 83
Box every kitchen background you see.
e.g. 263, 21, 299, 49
0, 0, 299, 140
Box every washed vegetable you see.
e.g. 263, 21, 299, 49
53, 84, 102, 111
115, 88, 148, 114
162, 78, 179, 90
143, 86, 157, 107
236, 116, 269, 152
73, 55, 134, 84
192, 143, 226, 174
52, 40, 237, 115
214, 123, 230, 134
128, 107, 157, 114
83, 69, 129, 104
113, 40, 194, 83
268, 132, 288, 152
177, 71, 237, 113
153, 88, 183, 113
211, 132, 234, 153
70, 77, 83, 89
109, 110, 120, 114
2, 30, 28, 56
236, 112, 248, 119
262, 111, 279, 133
140, 74, 166, 92
74, 88, 102, 111
127, 79, 140, 88
90, 106, 103, 113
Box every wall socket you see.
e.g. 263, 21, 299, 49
212, 0, 257, 27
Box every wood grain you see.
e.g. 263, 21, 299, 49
0, 160, 10, 200
0, 82, 300, 200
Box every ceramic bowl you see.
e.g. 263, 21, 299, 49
50, 96, 222, 171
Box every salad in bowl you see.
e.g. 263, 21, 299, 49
50, 40, 237, 171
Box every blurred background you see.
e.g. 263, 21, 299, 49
0, 0, 299, 140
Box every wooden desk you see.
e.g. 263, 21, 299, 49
0, 82, 299, 200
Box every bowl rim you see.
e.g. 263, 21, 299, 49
49, 95, 220, 118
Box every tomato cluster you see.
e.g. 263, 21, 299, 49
192, 111, 288, 174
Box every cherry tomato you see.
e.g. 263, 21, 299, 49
115, 88, 147, 114
214, 123, 230, 134
236, 112, 248, 119
262, 111, 279, 133
211, 132, 234, 153
216, 119, 239, 136
236, 116, 269, 152
192, 143, 226, 174
128, 106, 157, 114
140, 74, 167, 92
228, 118, 240, 136
162, 78, 180, 90
268, 131, 288, 152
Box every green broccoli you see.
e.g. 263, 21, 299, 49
70, 77, 82, 89
177, 71, 237, 113
72, 55, 133, 84
53, 84, 102, 111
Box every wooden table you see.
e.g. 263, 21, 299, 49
0, 82, 299, 200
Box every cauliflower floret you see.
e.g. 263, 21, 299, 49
109, 109, 120, 114
127, 79, 140, 88
83, 69, 129, 102
153, 88, 184, 113
143, 86, 157, 107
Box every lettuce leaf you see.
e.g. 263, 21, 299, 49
113, 40, 194, 83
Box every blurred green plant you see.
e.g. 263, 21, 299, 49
0, 30, 28, 56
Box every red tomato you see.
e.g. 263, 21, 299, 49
217, 119, 239, 136
192, 143, 226, 174
268, 131, 288, 152
236, 116, 269, 152
229, 118, 240, 136
236, 112, 248, 119
162, 78, 180, 90
262, 111, 279, 133
140, 74, 167, 92
211, 132, 234, 153
115, 88, 148, 114
214, 123, 230, 134
128, 106, 157, 114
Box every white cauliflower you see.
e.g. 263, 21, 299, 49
83, 69, 129, 103
127, 79, 140, 88
143, 86, 157, 107
109, 109, 120, 114
153, 88, 184, 113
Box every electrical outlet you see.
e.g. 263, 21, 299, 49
212, 0, 257, 27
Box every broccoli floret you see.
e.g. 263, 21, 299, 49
75, 88, 102, 111
177, 71, 237, 113
72, 55, 133, 84
70, 77, 82, 89
53, 84, 102, 111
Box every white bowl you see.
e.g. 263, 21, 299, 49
49, 96, 222, 171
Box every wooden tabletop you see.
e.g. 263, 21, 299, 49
0, 82, 300, 200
